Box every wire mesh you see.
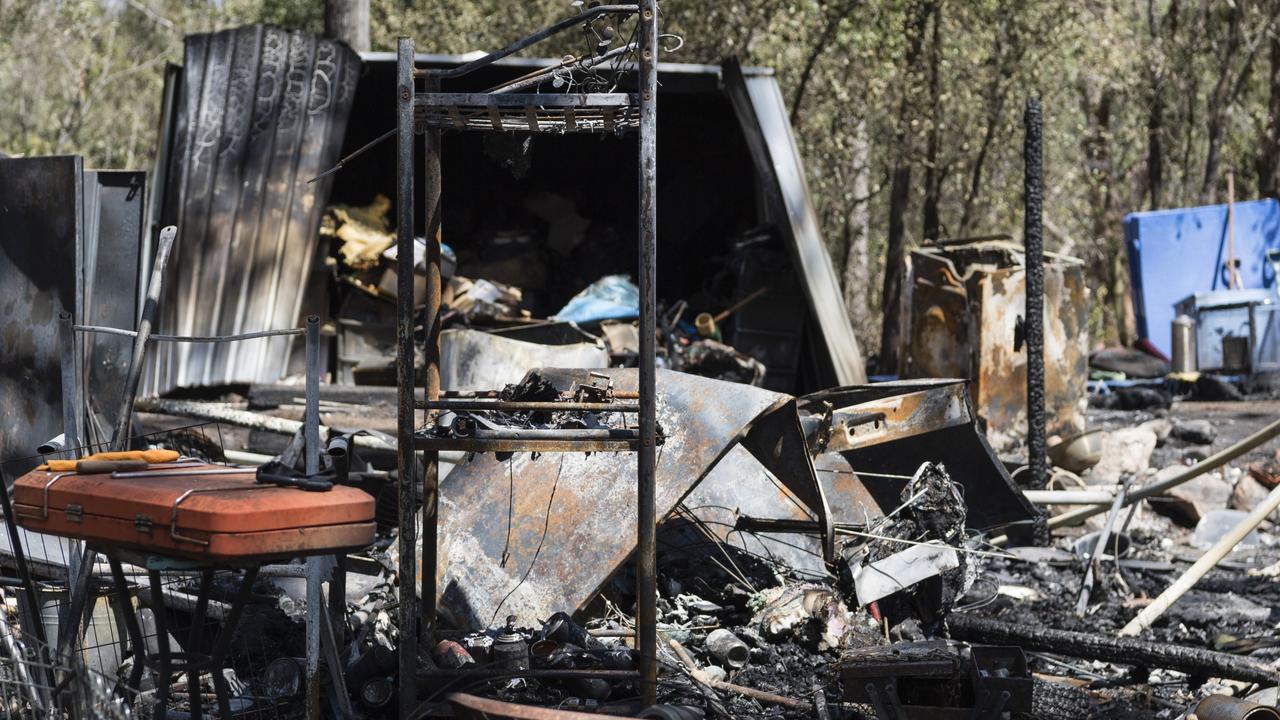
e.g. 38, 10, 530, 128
0, 583, 133, 719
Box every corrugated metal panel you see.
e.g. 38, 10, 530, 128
721, 60, 868, 386
147, 26, 360, 393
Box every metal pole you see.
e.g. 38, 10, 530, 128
58, 313, 82, 453
421, 69, 443, 646
113, 225, 177, 450
1023, 98, 1047, 490
636, 0, 659, 707
58, 312, 86, 609
304, 315, 322, 720
395, 37, 420, 719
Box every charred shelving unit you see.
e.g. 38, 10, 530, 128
394, 2, 661, 713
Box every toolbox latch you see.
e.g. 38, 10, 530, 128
135, 514, 154, 533
65, 504, 83, 523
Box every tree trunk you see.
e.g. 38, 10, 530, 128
921, 4, 943, 242
878, 0, 935, 374
1200, 1, 1246, 204
790, 2, 855, 129
842, 121, 870, 319
326, 0, 370, 53
1080, 81, 1121, 344
1258, 31, 1280, 199
1146, 87, 1165, 209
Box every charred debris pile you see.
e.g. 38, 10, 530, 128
1, 6, 1280, 720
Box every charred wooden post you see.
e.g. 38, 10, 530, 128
1023, 97, 1047, 489
948, 616, 1278, 685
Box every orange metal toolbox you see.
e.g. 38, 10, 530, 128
12, 463, 376, 562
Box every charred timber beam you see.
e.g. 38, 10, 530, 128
947, 616, 1278, 685
1024, 98, 1047, 490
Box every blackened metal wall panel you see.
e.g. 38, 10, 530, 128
83, 171, 145, 441
0, 157, 82, 473
147, 25, 360, 393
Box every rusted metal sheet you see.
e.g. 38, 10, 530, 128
806, 380, 971, 454
821, 380, 1040, 534
431, 368, 789, 627
431, 373, 1038, 624
901, 241, 1088, 453
145, 26, 361, 393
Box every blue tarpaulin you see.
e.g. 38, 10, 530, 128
551, 274, 640, 324
1125, 198, 1280, 357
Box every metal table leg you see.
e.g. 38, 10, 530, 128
207, 564, 260, 720
148, 569, 172, 718
186, 569, 214, 720
106, 554, 146, 695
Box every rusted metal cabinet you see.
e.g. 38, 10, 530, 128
901, 240, 1088, 453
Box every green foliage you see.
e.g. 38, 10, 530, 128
4, 0, 1279, 350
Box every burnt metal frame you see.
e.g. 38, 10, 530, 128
394, 1, 660, 711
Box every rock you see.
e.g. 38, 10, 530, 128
1183, 447, 1210, 463
702, 665, 727, 682
1139, 418, 1173, 445
1089, 347, 1171, 379
1089, 428, 1158, 483
1246, 451, 1280, 489
1115, 387, 1172, 410
1153, 467, 1232, 526
1230, 474, 1272, 511
1172, 419, 1217, 445
1194, 375, 1243, 401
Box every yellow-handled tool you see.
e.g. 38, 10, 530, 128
40, 449, 180, 472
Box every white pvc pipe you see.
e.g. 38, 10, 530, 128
1023, 490, 1117, 505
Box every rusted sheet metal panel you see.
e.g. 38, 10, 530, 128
806, 380, 971, 453
431, 369, 788, 627
973, 263, 1088, 452
828, 380, 1040, 533
902, 242, 1088, 453
431, 375, 1037, 621
146, 26, 360, 393
0, 156, 82, 473
683, 446, 882, 580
